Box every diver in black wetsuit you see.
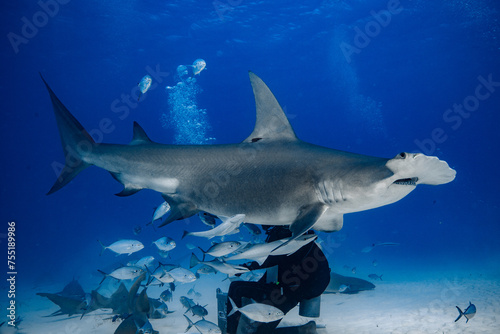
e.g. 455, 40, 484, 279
225, 225, 331, 334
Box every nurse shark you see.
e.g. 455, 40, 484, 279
42, 72, 456, 240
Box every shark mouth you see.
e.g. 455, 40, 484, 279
393, 177, 418, 186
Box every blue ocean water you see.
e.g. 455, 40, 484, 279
1, 0, 500, 331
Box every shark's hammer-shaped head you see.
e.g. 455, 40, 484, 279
316, 151, 456, 217
387, 152, 456, 185
378, 152, 456, 207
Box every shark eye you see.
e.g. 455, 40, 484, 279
399, 152, 406, 158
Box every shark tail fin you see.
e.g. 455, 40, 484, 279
41, 74, 96, 195
197, 246, 206, 261
97, 270, 108, 285
227, 297, 239, 317
190, 253, 201, 269
455, 306, 463, 322
144, 265, 156, 287
183, 315, 194, 332
97, 240, 107, 256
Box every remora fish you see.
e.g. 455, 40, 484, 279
43, 72, 456, 243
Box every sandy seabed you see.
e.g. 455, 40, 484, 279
7, 271, 500, 334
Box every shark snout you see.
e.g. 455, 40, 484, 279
386, 152, 456, 186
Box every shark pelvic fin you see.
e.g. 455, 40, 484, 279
130, 122, 153, 145
273, 203, 328, 252
41, 74, 95, 195
109, 172, 143, 196
244, 72, 298, 143
115, 186, 142, 197
290, 203, 328, 238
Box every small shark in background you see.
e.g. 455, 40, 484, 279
42, 72, 456, 242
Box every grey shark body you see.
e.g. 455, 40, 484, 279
43, 72, 456, 238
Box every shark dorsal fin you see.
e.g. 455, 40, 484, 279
130, 122, 153, 145
244, 72, 297, 143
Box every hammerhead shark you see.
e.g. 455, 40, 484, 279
42, 72, 455, 240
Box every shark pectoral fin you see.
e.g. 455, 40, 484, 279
157, 196, 199, 227
244, 72, 298, 143
290, 203, 329, 238
273, 203, 328, 252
